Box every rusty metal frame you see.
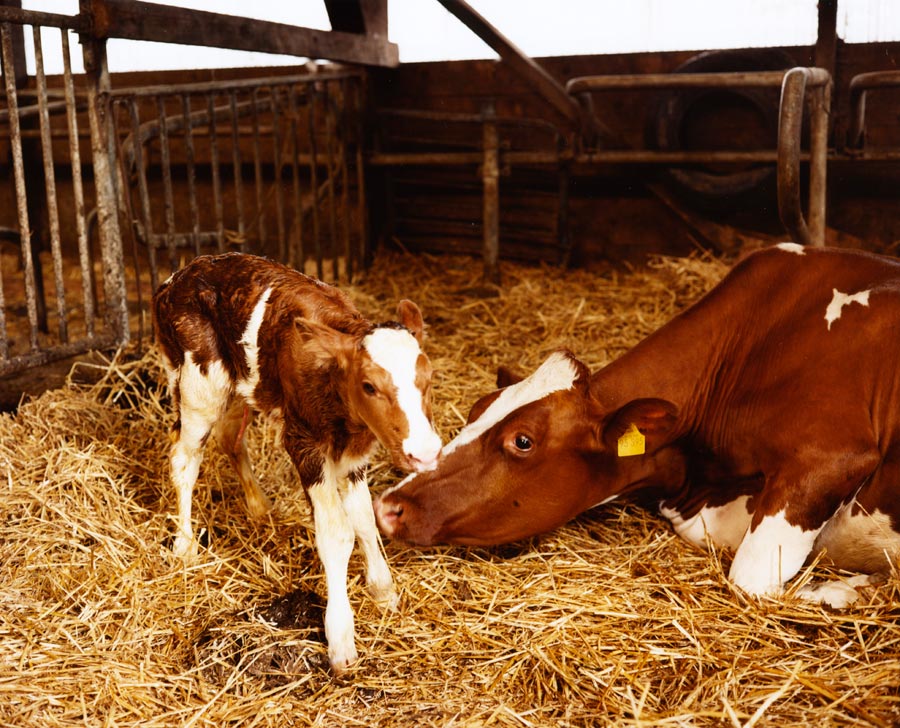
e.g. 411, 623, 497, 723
566, 67, 833, 247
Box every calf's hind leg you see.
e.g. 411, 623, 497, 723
169, 356, 231, 559
214, 400, 272, 518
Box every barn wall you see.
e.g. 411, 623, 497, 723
368, 41, 900, 264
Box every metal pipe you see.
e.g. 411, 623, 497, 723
157, 96, 179, 268
251, 88, 267, 248
308, 87, 322, 279
208, 94, 225, 252
566, 70, 804, 93
324, 83, 339, 281
181, 93, 201, 256
847, 70, 900, 149
482, 101, 500, 286
33, 25, 69, 343
229, 91, 246, 246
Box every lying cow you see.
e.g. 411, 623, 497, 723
376, 244, 900, 608
153, 252, 441, 671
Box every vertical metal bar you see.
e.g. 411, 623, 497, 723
251, 88, 267, 250
777, 69, 811, 247
353, 76, 367, 277
208, 94, 225, 252
289, 85, 303, 270
82, 30, 129, 345
130, 98, 159, 292
181, 93, 201, 256
338, 78, 351, 282
33, 26, 68, 342
271, 87, 287, 264
308, 85, 322, 279
808, 79, 831, 247
1, 23, 39, 351
230, 91, 246, 248
61, 29, 95, 339
157, 96, 178, 268
323, 83, 339, 281
481, 100, 500, 286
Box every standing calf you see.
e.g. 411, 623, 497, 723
153, 253, 441, 671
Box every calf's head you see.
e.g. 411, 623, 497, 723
298, 300, 441, 472
374, 350, 678, 545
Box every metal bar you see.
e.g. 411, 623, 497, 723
848, 70, 900, 149
354, 76, 367, 274
33, 25, 68, 342
271, 88, 286, 264
251, 88, 267, 249
0, 332, 119, 377
368, 150, 796, 167
323, 83, 339, 281
566, 70, 830, 93
482, 101, 500, 286
0, 6, 85, 31
208, 94, 225, 252
230, 91, 246, 247
130, 98, 159, 292
338, 81, 351, 281
157, 96, 178, 268
1, 23, 39, 352
181, 93, 201, 256
107, 69, 360, 99
289, 85, 304, 270
61, 29, 95, 339
808, 78, 832, 247
308, 87, 322, 278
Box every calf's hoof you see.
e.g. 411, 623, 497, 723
328, 642, 359, 675
245, 492, 273, 519
172, 533, 198, 561
370, 582, 400, 611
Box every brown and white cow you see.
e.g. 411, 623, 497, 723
376, 244, 900, 608
152, 252, 441, 671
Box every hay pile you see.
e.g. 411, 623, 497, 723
0, 250, 897, 727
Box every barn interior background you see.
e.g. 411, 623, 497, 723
0, 1, 898, 725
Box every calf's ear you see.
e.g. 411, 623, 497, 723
293, 317, 355, 369
601, 398, 678, 456
397, 300, 425, 342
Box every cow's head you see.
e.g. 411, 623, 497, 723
295, 300, 442, 472
374, 350, 680, 545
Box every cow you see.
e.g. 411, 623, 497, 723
152, 252, 442, 672
375, 244, 900, 608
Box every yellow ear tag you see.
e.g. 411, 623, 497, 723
617, 423, 645, 457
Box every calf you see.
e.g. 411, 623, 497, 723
153, 252, 441, 671
376, 244, 900, 608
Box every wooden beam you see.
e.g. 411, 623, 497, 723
434, 0, 583, 129
325, 0, 388, 38
86, 0, 399, 67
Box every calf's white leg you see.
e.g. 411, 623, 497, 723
308, 476, 358, 672
213, 401, 272, 518
169, 355, 231, 559
342, 473, 398, 609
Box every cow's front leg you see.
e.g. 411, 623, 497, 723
342, 469, 398, 610
307, 468, 358, 673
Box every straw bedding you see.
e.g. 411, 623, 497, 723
0, 249, 897, 727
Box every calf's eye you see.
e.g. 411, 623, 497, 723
514, 434, 533, 451
362, 382, 377, 396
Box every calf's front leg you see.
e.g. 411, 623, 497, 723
343, 469, 398, 610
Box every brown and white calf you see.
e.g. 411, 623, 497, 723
376, 244, 900, 608
152, 252, 441, 671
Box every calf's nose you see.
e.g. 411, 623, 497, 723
374, 495, 404, 536
405, 434, 441, 472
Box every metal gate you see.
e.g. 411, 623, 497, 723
0, 5, 368, 376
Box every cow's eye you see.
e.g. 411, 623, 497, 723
513, 434, 533, 452
362, 382, 377, 396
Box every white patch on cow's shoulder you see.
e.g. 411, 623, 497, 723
235, 287, 272, 404
660, 495, 751, 551
729, 509, 822, 597
825, 288, 870, 331
364, 327, 441, 465
776, 242, 806, 255
443, 351, 580, 457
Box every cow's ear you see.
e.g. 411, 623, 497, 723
293, 317, 354, 369
496, 365, 523, 388
601, 398, 678, 456
397, 300, 425, 342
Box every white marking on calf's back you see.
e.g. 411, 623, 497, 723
825, 288, 870, 331
776, 242, 806, 255
364, 327, 440, 460
235, 287, 272, 404
444, 351, 580, 457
